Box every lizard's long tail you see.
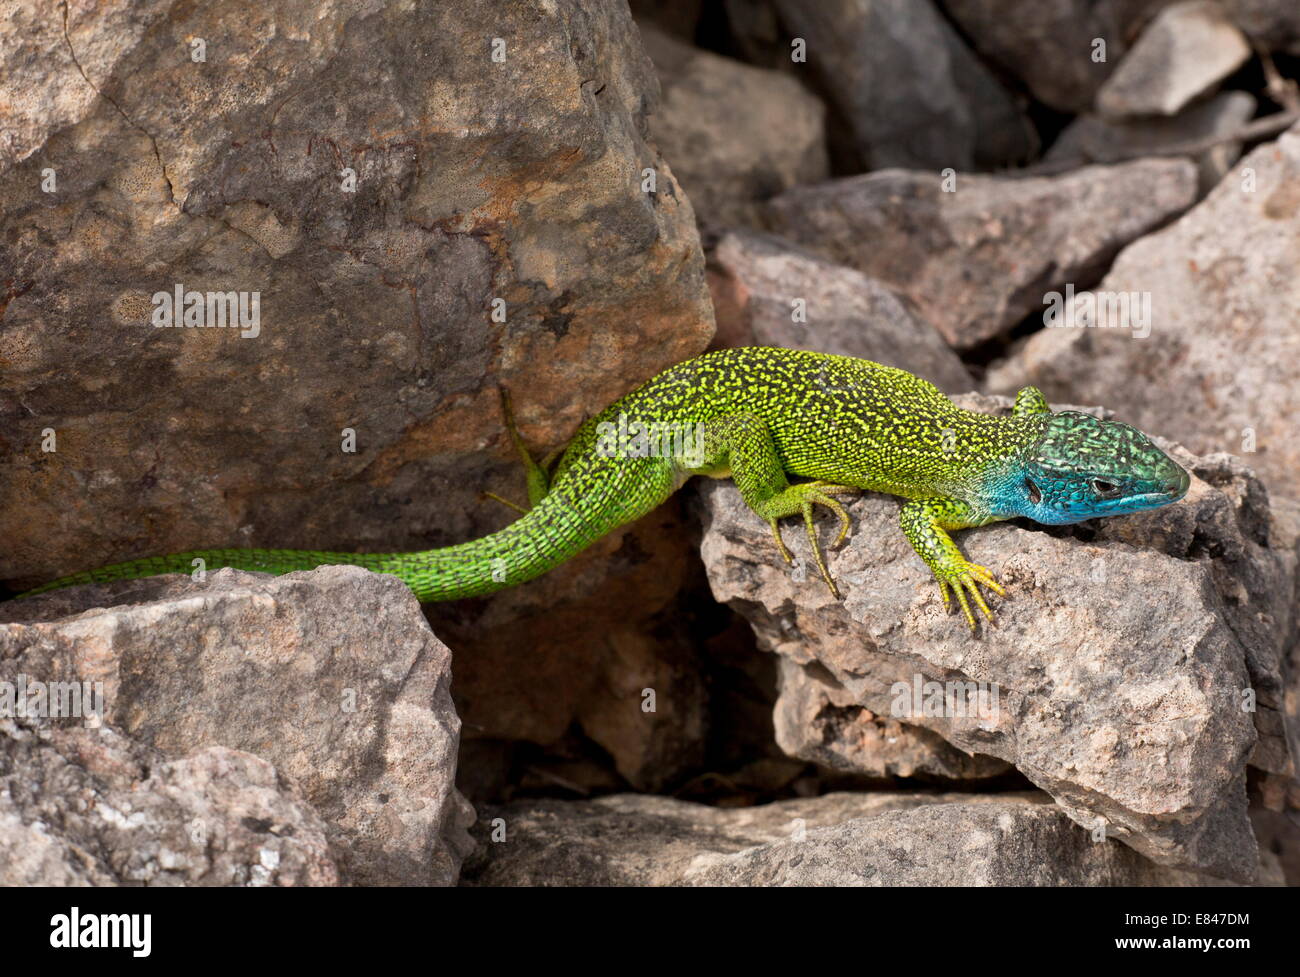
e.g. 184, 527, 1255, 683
18, 453, 678, 602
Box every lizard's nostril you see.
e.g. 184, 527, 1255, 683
1163, 472, 1190, 496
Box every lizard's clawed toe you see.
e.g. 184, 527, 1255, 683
767, 520, 795, 564
937, 563, 1006, 632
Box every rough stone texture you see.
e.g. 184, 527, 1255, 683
0, 0, 169, 168
0, 566, 475, 885
940, 0, 1165, 113
773, 656, 1012, 780
707, 230, 974, 393
427, 502, 709, 795
694, 394, 1297, 882
765, 159, 1199, 350
1046, 91, 1256, 193
1097, 1, 1252, 118
1, 721, 339, 886
639, 25, 828, 229
463, 790, 1243, 885
0, 0, 714, 591
728, 0, 1035, 171
987, 126, 1300, 500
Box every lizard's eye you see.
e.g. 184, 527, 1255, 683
1023, 477, 1041, 505
1090, 478, 1121, 498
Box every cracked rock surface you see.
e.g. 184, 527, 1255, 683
1, 726, 339, 886
694, 394, 1296, 882
1, 566, 475, 885
463, 790, 1256, 885
0, 0, 713, 590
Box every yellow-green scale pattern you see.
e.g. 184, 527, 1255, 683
19, 347, 1190, 630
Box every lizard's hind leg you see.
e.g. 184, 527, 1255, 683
693, 413, 858, 599
483, 387, 565, 514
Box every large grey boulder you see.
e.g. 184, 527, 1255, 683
0, 0, 714, 592
764, 160, 1199, 349
694, 395, 1296, 882
463, 791, 1248, 885
1, 566, 475, 885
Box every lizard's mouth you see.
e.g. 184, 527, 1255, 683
1125, 492, 1180, 509
1109, 470, 1190, 511
1152, 469, 1191, 501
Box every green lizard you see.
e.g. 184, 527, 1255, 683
18, 347, 1189, 630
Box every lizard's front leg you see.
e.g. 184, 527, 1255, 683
900, 497, 1007, 631
693, 413, 858, 598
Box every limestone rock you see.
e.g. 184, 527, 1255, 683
694, 395, 1297, 881
940, 0, 1297, 100
640, 26, 828, 229
1, 722, 339, 886
765, 160, 1198, 350
773, 657, 1012, 781
0, 566, 475, 885
0, 0, 714, 591
464, 791, 1233, 885
1097, 1, 1252, 118
707, 230, 974, 392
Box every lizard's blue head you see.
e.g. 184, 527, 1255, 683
999, 411, 1189, 525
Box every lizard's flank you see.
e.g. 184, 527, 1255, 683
19, 348, 1189, 630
